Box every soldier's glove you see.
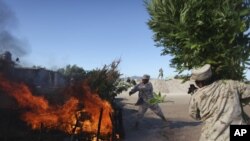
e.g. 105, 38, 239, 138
188, 84, 198, 95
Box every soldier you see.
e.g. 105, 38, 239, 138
158, 68, 164, 79
126, 77, 131, 83
189, 64, 250, 141
129, 74, 167, 128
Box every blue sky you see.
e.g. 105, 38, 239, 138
2, 0, 250, 79
2, 0, 178, 78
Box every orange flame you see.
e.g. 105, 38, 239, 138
0, 76, 113, 135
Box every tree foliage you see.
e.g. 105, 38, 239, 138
57, 64, 86, 81
146, 0, 250, 80
57, 60, 131, 102
85, 60, 131, 101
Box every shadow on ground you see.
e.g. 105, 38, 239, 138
114, 97, 202, 141
167, 120, 201, 129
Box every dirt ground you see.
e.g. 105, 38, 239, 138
116, 79, 250, 141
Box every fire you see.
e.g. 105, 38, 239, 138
0, 75, 113, 135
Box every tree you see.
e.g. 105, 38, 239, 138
85, 60, 131, 101
145, 0, 250, 80
57, 64, 86, 80
57, 61, 131, 102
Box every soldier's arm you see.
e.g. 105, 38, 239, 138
189, 96, 201, 120
129, 84, 139, 95
237, 82, 250, 105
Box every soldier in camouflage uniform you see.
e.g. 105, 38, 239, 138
189, 64, 250, 141
158, 68, 164, 79
129, 74, 167, 128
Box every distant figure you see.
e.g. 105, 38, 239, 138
189, 64, 250, 141
158, 68, 163, 79
129, 74, 167, 128
126, 77, 131, 83
131, 79, 137, 86
126, 77, 137, 86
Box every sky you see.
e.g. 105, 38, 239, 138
1, 0, 250, 79
1, 0, 179, 79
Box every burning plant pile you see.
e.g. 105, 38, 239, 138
0, 0, 129, 140
0, 72, 121, 141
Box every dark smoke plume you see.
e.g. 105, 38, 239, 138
0, 0, 29, 57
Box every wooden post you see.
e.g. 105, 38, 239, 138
110, 106, 125, 141
38, 123, 44, 141
96, 108, 103, 141
109, 112, 115, 141
71, 113, 79, 141
117, 108, 125, 139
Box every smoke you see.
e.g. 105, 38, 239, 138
0, 0, 29, 57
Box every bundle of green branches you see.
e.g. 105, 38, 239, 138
148, 92, 166, 104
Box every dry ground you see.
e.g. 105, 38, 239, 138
115, 79, 250, 141
116, 93, 201, 141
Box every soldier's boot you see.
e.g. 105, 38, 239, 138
162, 117, 167, 122
159, 115, 167, 122
159, 116, 170, 128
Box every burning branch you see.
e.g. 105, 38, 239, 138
96, 108, 104, 141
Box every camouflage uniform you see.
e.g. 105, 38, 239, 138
158, 68, 163, 79
189, 80, 250, 141
130, 82, 166, 123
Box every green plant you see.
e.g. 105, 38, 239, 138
148, 92, 166, 104
146, 0, 250, 80
57, 60, 130, 102
57, 64, 86, 81
84, 60, 131, 101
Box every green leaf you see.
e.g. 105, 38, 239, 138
240, 8, 250, 17
148, 91, 166, 104
146, 0, 250, 80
